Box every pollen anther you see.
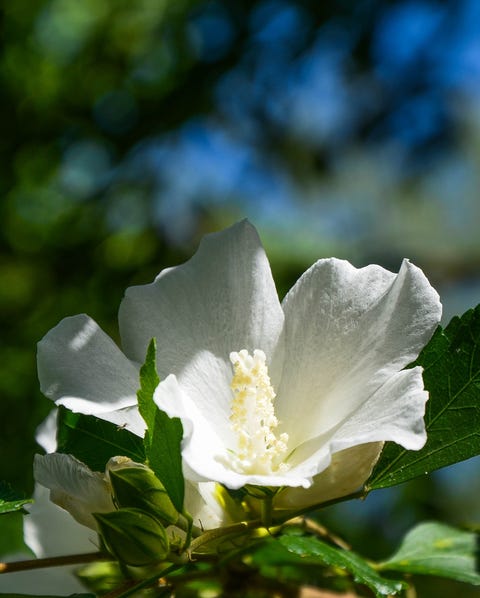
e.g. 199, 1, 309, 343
227, 349, 289, 475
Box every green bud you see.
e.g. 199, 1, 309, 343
108, 462, 179, 525
94, 507, 169, 566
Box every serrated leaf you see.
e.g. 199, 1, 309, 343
56, 406, 145, 472
380, 521, 480, 585
137, 339, 184, 512
367, 306, 480, 490
0, 482, 32, 515
250, 535, 405, 597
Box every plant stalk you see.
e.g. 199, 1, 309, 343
0, 551, 112, 574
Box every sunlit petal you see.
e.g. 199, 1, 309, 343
38, 314, 140, 417
278, 258, 441, 447
120, 221, 285, 438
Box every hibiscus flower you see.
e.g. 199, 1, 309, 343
38, 221, 441, 507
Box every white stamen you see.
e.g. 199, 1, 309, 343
227, 349, 289, 475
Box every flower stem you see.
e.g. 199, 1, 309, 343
0, 551, 112, 574
180, 509, 195, 549
271, 488, 367, 525
261, 494, 273, 528
189, 519, 261, 554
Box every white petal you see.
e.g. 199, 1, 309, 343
34, 453, 115, 530
85, 404, 146, 437
184, 481, 227, 530
35, 409, 58, 452
278, 258, 441, 446
24, 484, 96, 557
276, 442, 384, 508
120, 220, 285, 439
153, 375, 233, 482
283, 366, 428, 494
154, 376, 314, 490
0, 485, 95, 595
328, 366, 429, 451
37, 314, 140, 416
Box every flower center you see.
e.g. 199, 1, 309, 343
227, 349, 289, 475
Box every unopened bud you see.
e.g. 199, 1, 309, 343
107, 458, 179, 525
94, 507, 169, 566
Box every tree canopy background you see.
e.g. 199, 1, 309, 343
2, 2, 480, 595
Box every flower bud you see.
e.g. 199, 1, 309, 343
94, 507, 169, 566
107, 459, 179, 525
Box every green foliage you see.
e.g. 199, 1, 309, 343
137, 339, 184, 513
250, 532, 406, 597
0, 481, 32, 515
380, 522, 480, 585
0, 511, 33, 559
368, 306, 480, 490
56, 406, 145, 471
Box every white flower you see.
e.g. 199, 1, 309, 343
0, 482, 96, 595
38, 221, 441, 504
0, 412, 96, 595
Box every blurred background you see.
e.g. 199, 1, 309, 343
1, 0, 480, 595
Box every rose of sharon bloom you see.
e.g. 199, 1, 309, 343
0, 412, 96, 595
38, 221, 441, 506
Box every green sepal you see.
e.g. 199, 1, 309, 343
108, 463, 179, 525
94, 507, 169, 567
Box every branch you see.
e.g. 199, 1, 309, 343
0, 551, 112, 574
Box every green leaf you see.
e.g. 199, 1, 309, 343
367, 306, 480, 490
250, 535, 406, 597
56, 406, 145, 472
137, 339, 184, 512
380, 521, 480, 585
0, 481, 32, 515
0, 511, 33, 558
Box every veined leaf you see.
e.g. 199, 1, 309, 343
137, 339, 184, 512
56, 407, 145, 472
380, 521, 480, 585
367, 306, 480, 490
0, 482, 32, 515
250, 534, 406, 597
